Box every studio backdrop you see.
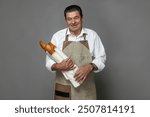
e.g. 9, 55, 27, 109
0, 0, 150, 99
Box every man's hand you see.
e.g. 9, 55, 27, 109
74, 64, 94, 83
52, 58, 75, 71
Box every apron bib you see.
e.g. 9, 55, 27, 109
54, 33, 96, 100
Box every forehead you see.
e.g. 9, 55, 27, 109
66, 11, 80, 18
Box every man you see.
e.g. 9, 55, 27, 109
46, 5, 106, 100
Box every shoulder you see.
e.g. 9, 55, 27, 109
83, 28, 98, 36
51, 28, 67, 46
83, 27, 99, 38
51, 28, 67, 42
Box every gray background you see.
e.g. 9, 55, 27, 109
0, 0, 150, 99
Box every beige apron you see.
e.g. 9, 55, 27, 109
54, 33, 96, 100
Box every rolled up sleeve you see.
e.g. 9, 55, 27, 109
45, 54, 56, 72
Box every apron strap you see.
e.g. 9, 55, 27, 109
65, 28, 69, 41
66, 33, 87, 41
65, 28, 87, 41
65, 35, 69, 41
63, 29, 88, 49
83, 33, 86, 40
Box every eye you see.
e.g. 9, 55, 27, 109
67, 17, 72, 21
74, 16, 79, 20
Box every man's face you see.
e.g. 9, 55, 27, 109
65, 11, 83, 35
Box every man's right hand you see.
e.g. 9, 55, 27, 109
51, 58, 75, 71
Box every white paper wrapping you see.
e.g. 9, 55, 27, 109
47, 48, 80, 88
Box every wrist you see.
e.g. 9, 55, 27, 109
89, 63, 94, 71
51, 63, 58, 71
89, 63, 98, 71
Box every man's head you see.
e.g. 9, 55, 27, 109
64, 5, 83, 19
64, 5, 83, 36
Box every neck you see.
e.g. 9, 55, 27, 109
69, 28, 82, 36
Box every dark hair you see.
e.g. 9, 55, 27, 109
64, 5, 83, 19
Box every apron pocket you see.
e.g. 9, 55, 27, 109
54, 83, 71, 100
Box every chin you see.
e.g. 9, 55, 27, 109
71, 27, 80, 31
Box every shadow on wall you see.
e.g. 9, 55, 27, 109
95, 55, 118, 100
95, 66, 111, 100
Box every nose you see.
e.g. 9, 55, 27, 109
71, 19, 75, 24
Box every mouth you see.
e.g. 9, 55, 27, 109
71, 24, 78, 28
72, 25, 77, 28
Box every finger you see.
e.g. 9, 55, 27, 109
69, 66, 76, 70
67, 59, 74, 66
76, 75, 85, 82
69, 61, 75, 67
62, 58, 69, 64
75, 72, 83, 81
68, 64, 74, 70
74, 69, 80, 77
79, 76, 86, 84
65, 57, 71, 62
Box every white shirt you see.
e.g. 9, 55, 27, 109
46, 28, 106, 73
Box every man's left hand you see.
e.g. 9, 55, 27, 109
74, 64, 94, 83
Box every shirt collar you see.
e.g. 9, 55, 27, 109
66, 28, 87, 37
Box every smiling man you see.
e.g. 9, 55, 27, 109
46, 5, 106, 100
